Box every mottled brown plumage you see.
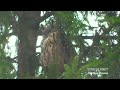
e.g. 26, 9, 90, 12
40, 24, 76, 76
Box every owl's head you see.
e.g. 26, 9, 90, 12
40, 24, 58, 38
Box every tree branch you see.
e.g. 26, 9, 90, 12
7, 56, 18, 63
81, 36, 118, 39
37, 11, 56, 23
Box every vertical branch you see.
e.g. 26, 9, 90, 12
17, 11, 39, 78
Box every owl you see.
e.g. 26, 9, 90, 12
40, 24, 76, 78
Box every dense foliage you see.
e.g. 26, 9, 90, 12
0, 11, 120, 79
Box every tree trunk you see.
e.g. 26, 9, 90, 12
17, 12, 39, 78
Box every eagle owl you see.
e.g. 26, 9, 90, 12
40, 24, 76, 77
